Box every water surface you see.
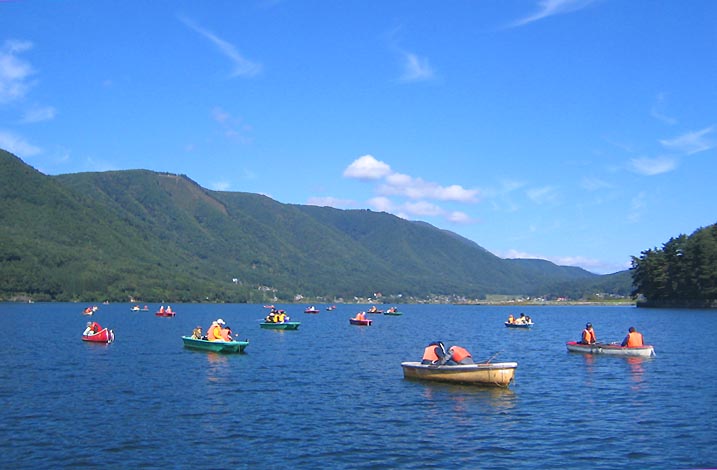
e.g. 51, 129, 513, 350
0, 303, 715, 469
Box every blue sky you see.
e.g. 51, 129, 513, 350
2, 1, 716, 274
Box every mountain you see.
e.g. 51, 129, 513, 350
0, 149, 629, 302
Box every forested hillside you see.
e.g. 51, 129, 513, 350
631, 223, 717, 308
1, 150, 630, 303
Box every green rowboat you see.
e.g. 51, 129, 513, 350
259, 321, 301, 330
181, 336, 249, 353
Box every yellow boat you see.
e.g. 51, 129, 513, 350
400, 361, 518, 387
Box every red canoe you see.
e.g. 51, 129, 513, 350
82, 327, 115, 343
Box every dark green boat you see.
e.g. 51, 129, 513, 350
259, 321, 301, 330
181, 336, 249, 353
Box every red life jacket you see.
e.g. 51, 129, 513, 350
450, 346, 471, 363
422, 345, 439, 362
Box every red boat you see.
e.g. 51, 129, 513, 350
82, 322, 114, 343
156, 306, 176, 317
349, 318, 372, 326
304, 307, 320, 314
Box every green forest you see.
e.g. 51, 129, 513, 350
631, 223, 717, 308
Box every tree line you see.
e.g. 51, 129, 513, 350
631, 223, 717, 308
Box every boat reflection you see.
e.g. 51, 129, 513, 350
418, 381, 517, 413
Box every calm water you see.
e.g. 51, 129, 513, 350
1, 303, 715, 469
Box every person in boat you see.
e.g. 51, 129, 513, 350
83, 321, 101, 335
354, 312, 366, 321
581, 323, 597, 344
621, 326, 644, 347
368, 306, 377, 313
191, 326, 203, 339
206, 319, 226, 341
265, 311, 276, 323
277, 310, 288, 323
220, 324, 233, 342
514, 313, 528, 324
507, 314, 514, 324
421, 341, 448, 365
447, 345, 474, 365
166, 305, 173, 313
159, 305, 165, 313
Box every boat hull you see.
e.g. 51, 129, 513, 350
383, 311, 402, 316
349, 318, 372, 326
82, 328, 114, 343
181, 336, 249, 353
566, 341, 655, 357
260, 321, 301, 330
401, 361, 517, 387
156, 311, 176, 317
505, 322, 533, 328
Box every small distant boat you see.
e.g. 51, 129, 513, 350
82, 306, 98, 316
349, 318, 372, 326
304, 307, 320, 314
260, 321, 301, 330
326, 305, 336, 311
130, 305, 141, 312
156, 310, 176, 317
383, 309, 402, 316
505, 321, 533, 328
401, 361, 518, 387
82, 327, 114, 343
366, 307, 383, 314
181, 336, 249, 353
566, 341, 655, 357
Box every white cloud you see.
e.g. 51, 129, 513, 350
526, 185, 559, 204
307, 196, 357, 209
180, 16, 261, 77
367, 196, 394, 212
211, 181, 231, 191
629, 156, 676, 175
510, 0, 598, 27
659, 126, 716, 155
650, 92, 677, 125
0, 39, 35, 104
343, 155, 392, 180
580, 176, 612, 191
447, 211, 473, 223
380, 173, 479, 202
501, 248, 624, 274
21, 105, 56, 123
403, 200, 443, 217
399, 51, 434, 82
627, 191, 646, 223
0, 130, 42, 157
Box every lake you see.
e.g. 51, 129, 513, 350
0, 303, 715, 469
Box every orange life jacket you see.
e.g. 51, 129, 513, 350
582, 328, 596, 344
626, 331, 643, 347
207, 324, 221, 341
422, 345, 439, 362
450, 346, 471, 363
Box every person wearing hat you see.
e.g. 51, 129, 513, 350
206, 320, 223, 341
581, 323, 597, 344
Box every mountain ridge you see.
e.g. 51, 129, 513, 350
1, 149, 630, 302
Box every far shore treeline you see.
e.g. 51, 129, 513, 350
1, 149, 713, 307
